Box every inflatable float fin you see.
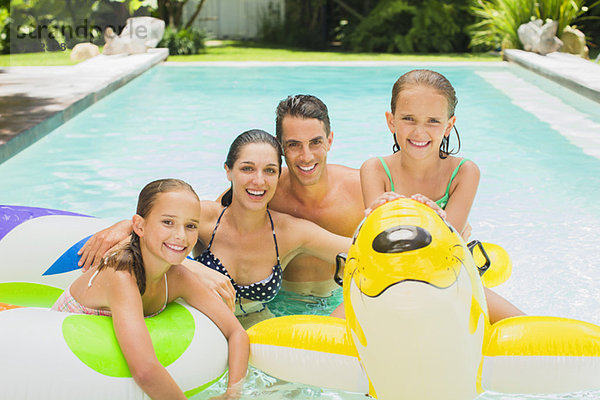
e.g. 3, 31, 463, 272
247, 315, 369, 394
471, 241, 512, 288
483, 315, 600, 393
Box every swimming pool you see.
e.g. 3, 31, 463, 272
1, 63, 599, 399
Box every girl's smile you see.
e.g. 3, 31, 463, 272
135, 190, 201, 269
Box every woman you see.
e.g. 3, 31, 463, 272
79, 130, 351, 327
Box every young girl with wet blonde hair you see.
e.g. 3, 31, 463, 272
360, 69, 524, 324
53, 178, 248, 399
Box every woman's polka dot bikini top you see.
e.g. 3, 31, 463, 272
195, 207, 282, 309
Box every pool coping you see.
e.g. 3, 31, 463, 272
163, 60, 507, 67
503, 49, 600, 104
0, 48, 169, 164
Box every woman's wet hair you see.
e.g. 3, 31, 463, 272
222, 129, 283, 207
390, 69, 461, 158
98, 178, 199, 295
275, 95, 331, 143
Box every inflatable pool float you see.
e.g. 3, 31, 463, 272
0, 205, 228, 399
248, 199, 600, 399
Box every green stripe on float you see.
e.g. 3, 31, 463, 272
0, 282, 64, 307
62, 302, 195, 377
184, 370, 227, 397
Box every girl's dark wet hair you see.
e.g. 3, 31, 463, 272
221, 129, 283, 207
97, 178, 199, 295
390, 69, 461, 159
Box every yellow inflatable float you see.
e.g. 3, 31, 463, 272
248, 199, 600, 399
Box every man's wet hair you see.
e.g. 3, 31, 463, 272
275, 95, 331, 143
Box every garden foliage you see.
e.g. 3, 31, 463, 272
346, 0, 474, 53
259, 0, 330, 49
158, 26, 205, 55
468, 0, 599, 50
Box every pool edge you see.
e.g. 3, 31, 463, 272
503, 49, 600, 104
0, 48, 169, 165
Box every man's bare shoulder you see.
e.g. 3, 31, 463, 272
327, 164, 360, 187
328, 163, 359, 175
326, 164, 362, 201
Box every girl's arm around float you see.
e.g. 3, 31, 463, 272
107, 269, 187, 400
170, 265, 249, 397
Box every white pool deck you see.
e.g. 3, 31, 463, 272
503, 49, 600, 104
0, 48, 598, 164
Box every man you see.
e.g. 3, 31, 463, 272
268, 95, 364, 297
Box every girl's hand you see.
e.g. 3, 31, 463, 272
78, 220, 132, 271
410, 194, 447, 220
365, 192, 406, 216
365, 192, 447, 220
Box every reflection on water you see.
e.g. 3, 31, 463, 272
268, 288, 343, 317
193, 368, 369, 400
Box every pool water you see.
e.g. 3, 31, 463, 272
1, 63, 600, 399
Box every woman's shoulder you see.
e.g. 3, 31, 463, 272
269, 208, 318, 233
269, 208, 302, 225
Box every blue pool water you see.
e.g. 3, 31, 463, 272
1, 63, 600, 399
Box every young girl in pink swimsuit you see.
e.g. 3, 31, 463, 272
53, 178, 248, 399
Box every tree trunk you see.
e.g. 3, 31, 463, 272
331, 0, 364, 20
184, 0, 207, 29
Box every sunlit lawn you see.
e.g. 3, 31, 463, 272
0, 40, 502, 67
0, 50, 80, 66
166, 40, 502, 62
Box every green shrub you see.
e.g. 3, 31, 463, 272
258, 0, 329, 49
347, 0, 416, 52
406, 0, 472, 53
579, 0, 600, 49
0, 5, 9, 54
158, 26, 205, 55
346, 0, 473, 53
468, 0, 596, 51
